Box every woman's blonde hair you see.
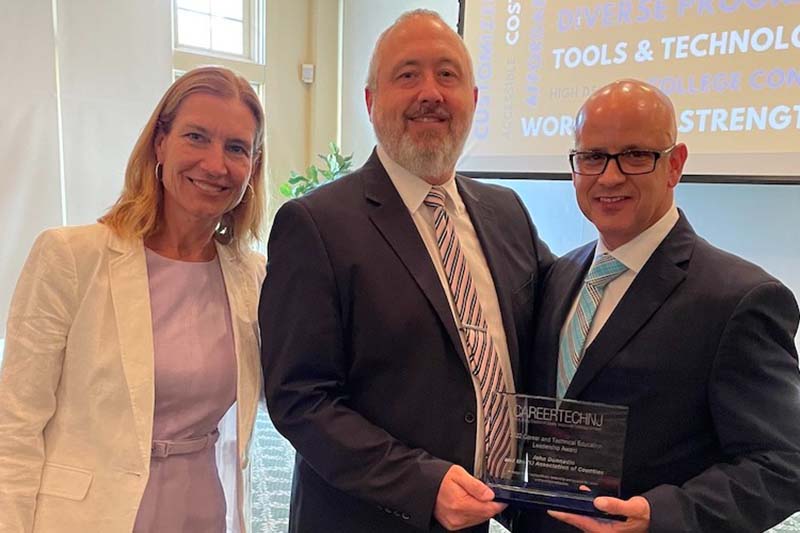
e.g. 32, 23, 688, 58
100, 66, 266, 247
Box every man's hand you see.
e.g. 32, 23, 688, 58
433, 465, 507, 531
547, 496, 651, 533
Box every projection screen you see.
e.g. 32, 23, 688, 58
459, 0, 800, 181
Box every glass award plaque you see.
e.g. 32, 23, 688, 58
484, 394, 628, 520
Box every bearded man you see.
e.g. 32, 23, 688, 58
259, 9, 554, 533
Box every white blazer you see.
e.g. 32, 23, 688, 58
0, 223, 265, 533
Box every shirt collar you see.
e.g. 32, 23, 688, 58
596, 204, 679, 274
377, 145, 463, 215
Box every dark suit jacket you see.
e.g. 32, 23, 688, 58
260, 151, 554, 532
518, 212, 800, 533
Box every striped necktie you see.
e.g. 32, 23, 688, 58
424, 186, 511, 477
557, 254, 628, 399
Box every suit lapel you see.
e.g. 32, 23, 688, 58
217, 244, 261, 464
107, 232, 154, 465
457, 177, 523, 379
362, 152, 469, 368
567, 215, 696, 398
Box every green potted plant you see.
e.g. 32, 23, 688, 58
279, 142, 353, 198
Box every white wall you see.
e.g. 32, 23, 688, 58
264, 0, 311, 221
308, 0, 342, 164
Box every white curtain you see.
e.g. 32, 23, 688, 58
0, 0, 63, 341
0, 0, 172, 335
56, 0, 172, 225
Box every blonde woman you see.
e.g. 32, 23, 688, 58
0, 66, 266, 533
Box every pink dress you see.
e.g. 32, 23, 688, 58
133, 249, 237, 533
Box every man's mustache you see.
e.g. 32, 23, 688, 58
405, 103, 451, 120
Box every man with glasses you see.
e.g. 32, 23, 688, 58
516, 79, 800, 532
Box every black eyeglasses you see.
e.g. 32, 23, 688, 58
569, 145, 677, 176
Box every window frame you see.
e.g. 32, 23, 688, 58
172, 0, 266, 88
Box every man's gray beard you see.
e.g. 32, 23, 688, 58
376, 125, 467, 180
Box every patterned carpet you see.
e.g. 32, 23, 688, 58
250, 407, 293, 533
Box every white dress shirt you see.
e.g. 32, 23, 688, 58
560, 206, 680, 351
377, 145, 515, 475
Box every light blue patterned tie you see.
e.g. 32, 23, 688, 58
557, 254, 628, 398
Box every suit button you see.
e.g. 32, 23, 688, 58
464, 412, 476, 424
384, 507, 393, 514
401, 513, 410, 520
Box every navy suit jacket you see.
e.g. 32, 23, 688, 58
518, 213, 800, 533
260, 150, 554, 532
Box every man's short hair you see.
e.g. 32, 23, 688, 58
365, 9, 475, 91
